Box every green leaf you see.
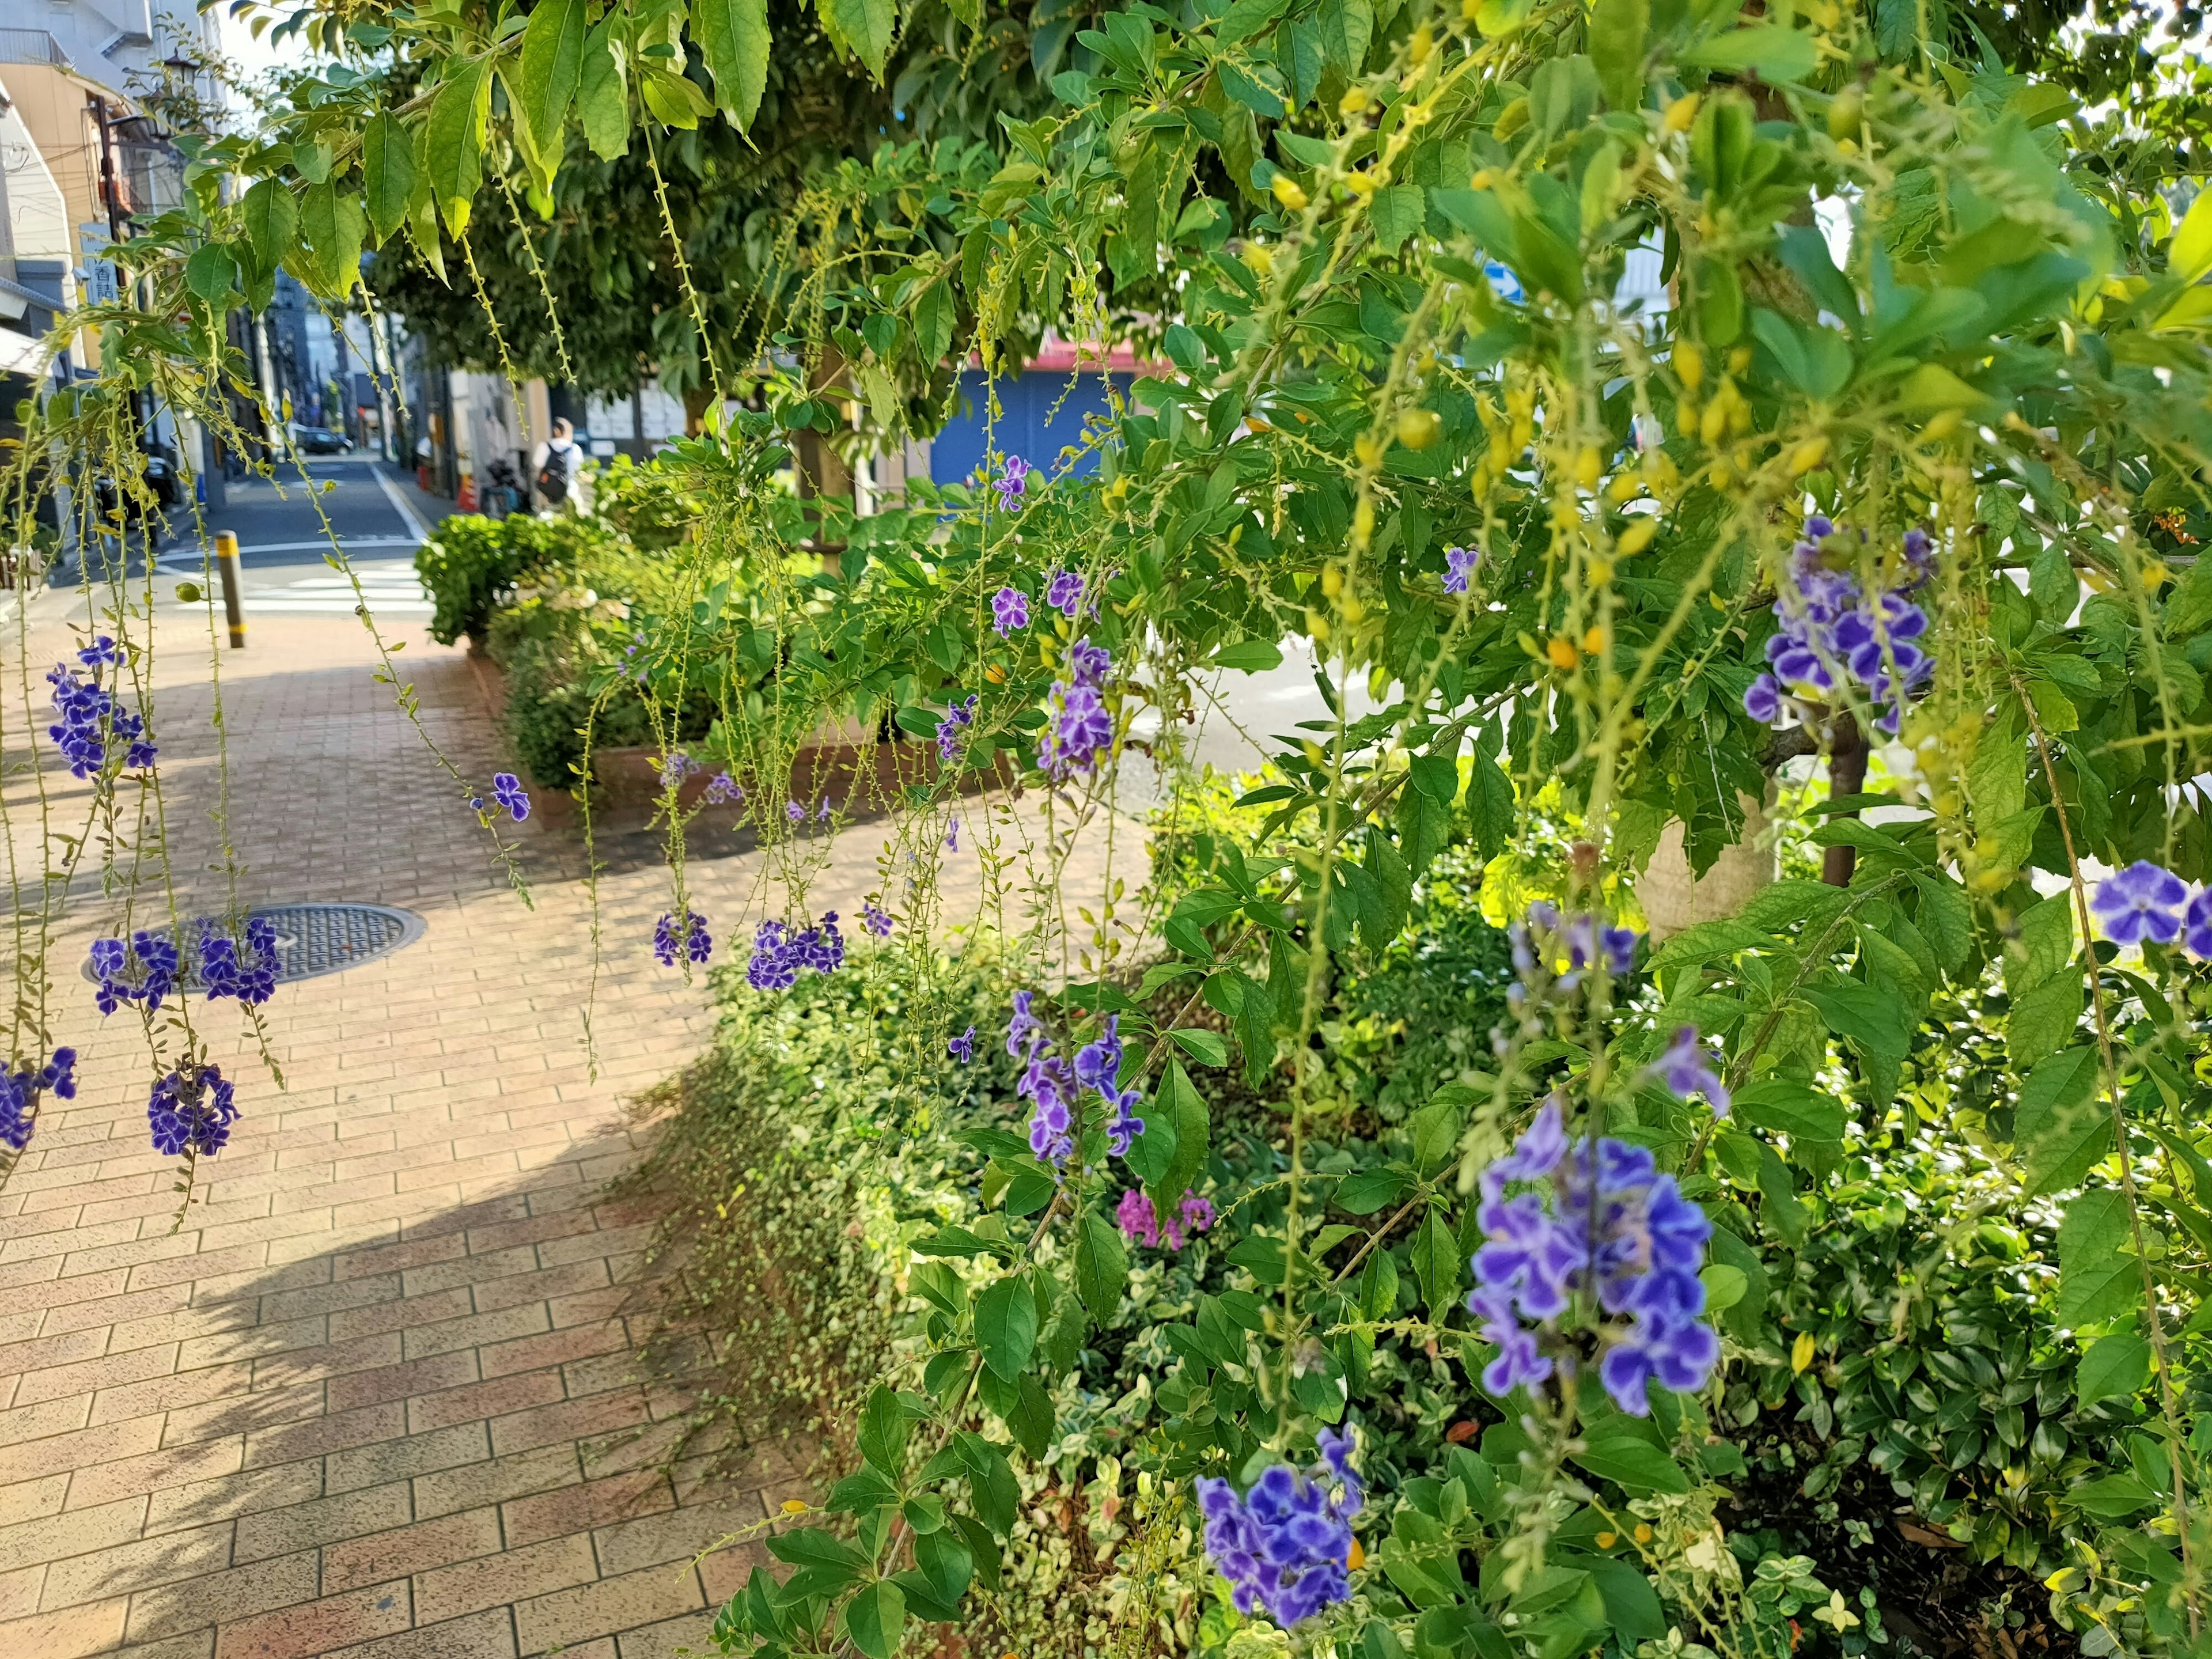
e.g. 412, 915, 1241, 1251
1586, 1558, 1665, 1642
1335, 1168, 1412, 1215
1075, 1211, 1129, 1320
693, 0, 770, 128
2005, 894, 2073, 995
578, 15, 630, 159
1588, 0, 1647, 110
1171, 1028, 1229, 1067
425, 60, 492, 236
1145, 1059, 1211, 1221
1370, 184, 1425, 254
2056, 1189, 2140, 1327
184, 244, 237, 306
297, 183, 365, 298
1570, 1427, 1690, 1493
1733, 1080, 1844, 1142
822, 0, 895, 78
517, 0, 588, 153
1681, 23, 1818, 82
2077, 1333, 2151, 1405
361, 115, 415, 245
2016, 1046, 2108, 1197
240, 178, 297, 279
859, 1385, 916, 1474
913, 1527, 974, 1608
2071, 1474, 2158, 1518
1411, 1208, 1459, 1317
844, 1580, 906, 1659
2008, 974, 2083, 1069
975, 1274, 1039, 1380
1215, 0, 1291, 43
1213, 637, 1283, 672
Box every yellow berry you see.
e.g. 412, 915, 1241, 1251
1321, 565, 1346, 598
1574, 445, 1602, 488
1581, 626, 1605, 653
1664, 93, 1700, 134
1615, 516, 1659, 555
1272, 175, 1309, 211
1789, 435, 1830, 475
1546, 637, 1580, 669
1729, 346, 1753, 375
1397, 409, 1442, 450
1340, 85, 1372, 116
1675, 341, 1703, 391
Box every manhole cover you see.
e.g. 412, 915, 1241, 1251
84, 902, 426, 987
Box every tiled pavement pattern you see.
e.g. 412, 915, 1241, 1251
0, 594, 1134, 1658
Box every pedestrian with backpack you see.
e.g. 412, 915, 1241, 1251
530, 418, 589, 514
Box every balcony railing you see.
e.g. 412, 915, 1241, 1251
0, 29, 74, 70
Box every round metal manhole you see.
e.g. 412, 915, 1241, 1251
84, 902, 426, 987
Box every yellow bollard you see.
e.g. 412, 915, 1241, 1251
214, 531, 245, 649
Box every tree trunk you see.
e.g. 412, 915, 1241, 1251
1821, 714, 1868, 888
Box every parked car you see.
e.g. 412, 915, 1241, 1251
290, 424, 353, 455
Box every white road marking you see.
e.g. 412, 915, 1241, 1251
371, 466, 434, 544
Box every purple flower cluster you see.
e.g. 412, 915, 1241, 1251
1744, 520, 1935, 736
660, 751, 700, 791
90, 931, 181, 1015
1466, 1099, 1718, 1415
948, 1025, 976, 1064
2092, 860, 2212, 952
147, 1064, 238, 1158
993, 454, 1031, 509
654, 908, 713, 968
744, 914, 844, 990
936, 695, 978, 763
48, 638, 154, 779
196, 916, 279, 1007
861, 899, 893, 938
1196, 1429, 1363, 1627
0, 1048, 76, 1152
1501, 904, 1639, 1028
703, 772, 743, 806
1007, 991, 1079, 1162
1075, 1015, 1145, 1155
1116, 1187, 1215, 1249
1651, 1025, 1730, 1118
491, 773, 531, 821
1036, 641, 1114, 778
1444, 546, 1479, 596
991, 588, 1029, 637
1046, 570, 1084, 619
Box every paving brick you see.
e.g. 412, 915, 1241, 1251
0, 1472, 69, 1528
211, 1580, 412, 1659
322, 1508, 502, 1594
326, 1419, 493, 1496
68, 1436, 249, 1510
501, 1468, 675, 1550
615, 1611, 721, 1659
406, 1368, 566, 1435
0, 1493, 149, 1573
593, 1496, 764, 1578
319, 1607, 517, 1659
0, 1595, 129, 1657
0, 1390, 96, 1446
477, 1319, 628, 1380
413, 1442, 582, 1522
512, 1562, 706, 1656
40, 1517, 235, 1609
414, 1531, 598, 1625
0, 1412, 165, 1486
146, 1462, 325, 1537
233, 1480, 414, 1563
122, 1550, 321, 1643
15, 1341, 181, 1407
490, 1388, 652, 1458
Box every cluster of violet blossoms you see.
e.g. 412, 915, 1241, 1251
1466, 1099, 1718, 1415
48, 637, 155, 779
1196, 1429, 1363, 1627
2090, 860, 2212, 953
147, 1063, 239, 1158
196, 917, 279, 1007
1496, 902, 1640, 1043
0, 1048, 76, 1152
1116, 1187, 1215, 1250
744, 914, 844, 990
1006, 995, 1143, 1164
90, 931, 181, 1015
993, 454, 1032, 509
1036, 640, 1113, 778
1744, 519, 1936, 736
1442, 546, 1479, 596
654, 908, 713, 968
936, 695, 978, 763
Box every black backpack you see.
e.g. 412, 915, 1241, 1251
535, 444, 573, 504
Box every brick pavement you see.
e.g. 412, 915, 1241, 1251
0, 592, 1135, 1658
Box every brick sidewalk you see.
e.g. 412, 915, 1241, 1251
0, 600, 1138, 1659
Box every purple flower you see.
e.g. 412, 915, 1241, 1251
660, 751, 700, 791
654, 908, 713, 967
786, 801, 805, 824
0, 1048, 75, 1152
1023, 1052, 1078, 1164
1037, 681, 1113, 777
2187, 889, 2212, 959
1046, 570, 1084, 618
1743, 673, 1781, 724
993, 454, 1032, 509
47, 655, 153, 779
147, 1064, 238, 1158
1117, 1187, 1214, 1249
861, 899, 893, 938
703, 772, 743, 806
936, 695, 978, 763
90, 930, 181, 1015
1195, 1434, 1362, 1626
1444, 546, 1479, 595
747, 921, 797, 990
2093, 861, 2188, 946
196, 916, 279, 1007
1650, 1024, 1730, 1118
1007, 991, 1042, 1057
1760, 519, 1937, 725
1465, 1099, 1719, 1415
946, 819, 960, 852
991, 588, 1030, 637
492, 773, 531, 821
1067, 639, 1111, 688
1565, 915, 1639, 980
949, 1026, 976, 1064
818, 798, 834, 824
